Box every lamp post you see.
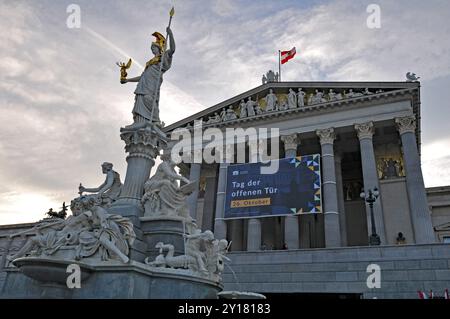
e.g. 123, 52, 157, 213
360, 188, 381, 246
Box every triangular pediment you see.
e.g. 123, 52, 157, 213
163, 81, 420, 132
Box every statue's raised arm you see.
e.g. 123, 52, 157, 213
119, 7, 176, 129
165, 27, 175, 56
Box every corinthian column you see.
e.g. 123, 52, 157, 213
214, 144, 234, 240
281, 134, 300, 249
112, 128, 161, 219
316, 128, 341, 247
247, 142, 262, 251
354, 122, 386, 244
395, 116, 435, 243
335, 154, 348, 246
186, 150, 203, 222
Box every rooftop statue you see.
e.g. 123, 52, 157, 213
266, 70, 276, 82
78, 162, 122, 207
120, 9, 175, 129
406, 72, 420, 82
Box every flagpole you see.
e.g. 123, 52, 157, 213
278, 50, 281, 82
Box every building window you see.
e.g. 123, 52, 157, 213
443, 236, 450, 244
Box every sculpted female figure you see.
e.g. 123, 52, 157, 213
121, 27, 175, 127
142, 152, 192, 217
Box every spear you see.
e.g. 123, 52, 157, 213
149, 6, 175, 125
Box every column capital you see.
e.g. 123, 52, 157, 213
120, 128, 160, 161
316, 128, 335, 145
395, 116, 416, 135
354, 122, 374, 140
281, 133, 299, 152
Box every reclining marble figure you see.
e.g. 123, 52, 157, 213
7, 197, 135, 263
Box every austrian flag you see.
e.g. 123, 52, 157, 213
281, 47, 296, 64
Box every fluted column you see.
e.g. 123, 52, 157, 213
316, 128, 341, 247
186, 157, 202, 222
214, 144, 234, 240
335, 154, 348, 246
355, 122, 386, 244
395, 116, 435, 243
247, 141, 261, 251
281, 134, 300, 249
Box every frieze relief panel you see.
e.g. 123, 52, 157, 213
183, 86, 396, 129
375, 143, 406, 179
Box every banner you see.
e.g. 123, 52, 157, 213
224, 155, 322, 219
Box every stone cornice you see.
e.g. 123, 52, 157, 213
168, 88, 416, 133
164, 82, 419, 132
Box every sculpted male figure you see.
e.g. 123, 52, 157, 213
79, 162, 122, 206
121, 27, 175, 128
184, 229, 215, 274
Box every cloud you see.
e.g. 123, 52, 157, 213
1, 0, 450, 224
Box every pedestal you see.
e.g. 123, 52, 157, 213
4, 259, 222, 299
112, 126, 164, 221
140, 216, 197, 261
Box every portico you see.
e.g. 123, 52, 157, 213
165, 81, 435, 251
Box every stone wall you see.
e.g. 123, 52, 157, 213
428, 186, 450, 242
222, 244, 450, 299
380, 178, 414, 244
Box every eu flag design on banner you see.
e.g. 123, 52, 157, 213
224, 154, 321, 219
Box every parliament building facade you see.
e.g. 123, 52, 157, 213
1, 80, 450, 299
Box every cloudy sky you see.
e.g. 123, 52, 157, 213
1, 0, 450, 225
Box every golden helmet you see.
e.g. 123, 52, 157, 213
152, 31, 166, 51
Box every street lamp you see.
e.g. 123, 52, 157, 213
360, 187, 381, 246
